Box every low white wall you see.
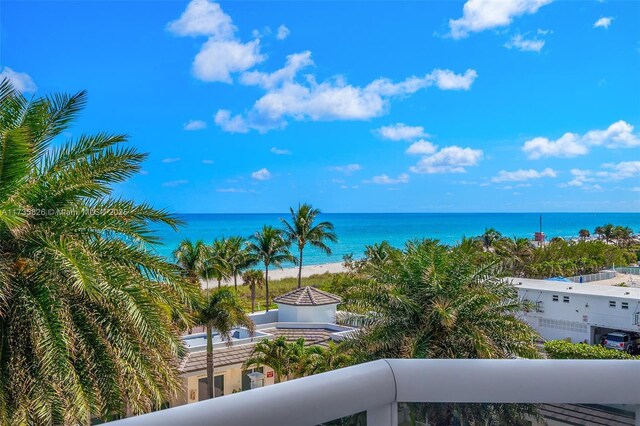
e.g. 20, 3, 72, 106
248, 309, 279, 325
278, 304, 337, 323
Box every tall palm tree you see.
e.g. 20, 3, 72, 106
197, 288, 255, 399
495, 237, 533, 276
578, 229, 590, 240
594, 224, 615, 243
0, 80, 200, 423
280, 204, 337, 288
226, 236, 253, 291
242, 269, 264, 313
173, 239, 208, 284
341, 239, 539, 424
246, 226, 295, 311
208, 238, 232, 289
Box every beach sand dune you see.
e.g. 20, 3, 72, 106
201, 262, 346, 289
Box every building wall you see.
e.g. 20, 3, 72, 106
518, 287, 640, 343
177, 363, 277, 406
277, 304, 337, 323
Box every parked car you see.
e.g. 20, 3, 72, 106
603, 332, 640, 354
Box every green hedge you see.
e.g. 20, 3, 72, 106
543, 340, 638, 360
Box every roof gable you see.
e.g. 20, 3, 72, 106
273, 286, 341, 306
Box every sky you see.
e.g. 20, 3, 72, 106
1, 0, 639, 213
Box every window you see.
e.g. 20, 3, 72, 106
552, 295, 559, 302
535, 301, 544, 313
563, 296, 570, 303
622, 302, 629, 310
609, 301, 616, 308
198, 375, 225, 401
634, 312, 640, 326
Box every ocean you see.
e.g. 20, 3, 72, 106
150, 213, 640, 266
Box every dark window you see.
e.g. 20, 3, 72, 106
609, 301, 616, 308
563, 296, 570, 303
198, 375, 225, 400
552, 295, 559, 302
622, 302, 629, 310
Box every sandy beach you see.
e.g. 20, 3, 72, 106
202, 262, 347, 288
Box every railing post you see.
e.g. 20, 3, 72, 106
366, 402, 398, 426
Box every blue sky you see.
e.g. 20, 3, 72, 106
2, 0, 639, 213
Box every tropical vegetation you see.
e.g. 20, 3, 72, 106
544, 340, 638, 360
197, 288, 254, 399
0, 80, 199, 424
247, 226, 296, 312
281, 203, 337, 288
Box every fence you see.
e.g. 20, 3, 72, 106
615, 267, 640, 276
567, 270, 616, 283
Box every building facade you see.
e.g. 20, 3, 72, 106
514, 277, 640, 344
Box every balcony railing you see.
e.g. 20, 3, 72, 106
110, 359, 640, 426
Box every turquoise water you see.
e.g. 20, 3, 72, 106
152, 213, 640, 265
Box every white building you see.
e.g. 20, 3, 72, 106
513, 277, 640, 344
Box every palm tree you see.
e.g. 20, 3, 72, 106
208, 238, 232, 289
363, 241, 397, 267
173, 239, 208, 284
243, 336, 301, 383
242, 269, 264, 313
0, 80, 200, 423
478, 228, 502, 250
280, 204, 338, 288
594, 224, 615, 243
226, 236, 254, 291
197, 288, 255, 399
341, 239, 539, 424
300, 342, 352, 376
578, 229, 590, 240
247, 226, 295, 312
495, 237, 533, 276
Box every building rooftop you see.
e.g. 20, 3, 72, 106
179, 327, 335, 374
509, 277, 640, 300
273, 286, 342, 306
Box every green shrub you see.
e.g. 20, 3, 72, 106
543, 340, 638, 360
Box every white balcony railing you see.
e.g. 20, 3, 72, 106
110, 359, 640, 426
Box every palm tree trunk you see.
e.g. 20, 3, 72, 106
217, 278, 221, 289
234, 272, 238, 292
297, 247, 303, 289
265, 263, 270, 312
251, 285, 255, 313
206, 324, 214, 399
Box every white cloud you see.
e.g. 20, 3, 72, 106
194, 39, 265, 83
276, 25, 290, 40
184, 119, 207, 130
202, 159, 214, 164
429, 69, 478, 90
251, 168, 272, 180
376, 123, 429, 141
566, 161, 640, 187
216, 187, 256, 193
448, 0, 552, 39
405, 140, 438, 155
163, 180, 188, 187
329, 164, 362, 175
594, 17, 613, 29
214, 109, 250, 133
270, 147, 291, 155
0, 67, 37, 93
162, 157, 181, 163
631, 187, 640, 192
218, 63, 478, 133
504, 34, 545, 52
240, 51, 314, 89
523, 121, 640, 159
168, 0, 265, 83
491, 167, 557, 183
166, 0, 235, 37
410, 146, 483, 174
365, 173, 410, 185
